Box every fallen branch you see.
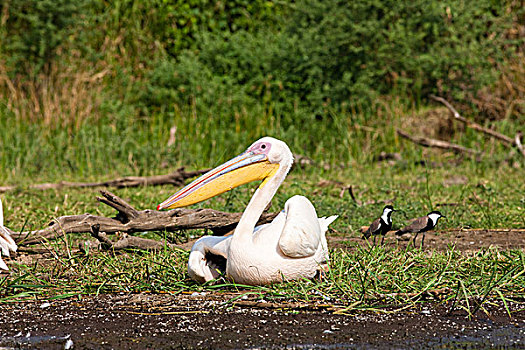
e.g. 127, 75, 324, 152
430, 95, 524, 157
397, 129, 483, 158
346, 186, 362, 205
10, 190, 278, 245
233, 300, 335, 310
89, 223, 185, 251
0, 167, 210, 193
376, 287, 453, 300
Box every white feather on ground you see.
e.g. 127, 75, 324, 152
0, 199, 17, 271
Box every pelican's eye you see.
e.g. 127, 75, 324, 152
249, 142, 272, 155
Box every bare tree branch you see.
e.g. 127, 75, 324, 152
89, 223, 180, 251
0, 167, 210, 193
429, 95, 523, 157
10, 190, 278, 245
397, 129, 483, 158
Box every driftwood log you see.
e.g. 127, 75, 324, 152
0, 167, 210, 193
87, 223, 188, 252
11, 190, 278, 245
397, 129, 483, 158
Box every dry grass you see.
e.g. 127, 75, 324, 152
473, 53, 525, 121
0, 60, 110, 130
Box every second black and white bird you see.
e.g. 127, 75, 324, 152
395, 210, 445, 248
364, 205, 396, 245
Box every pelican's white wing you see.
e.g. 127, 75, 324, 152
278, 196, 325, 258
0, 227, 17, 256
191, 235, 230, 258
188, 235, 231, 283
0, 199, 17, 271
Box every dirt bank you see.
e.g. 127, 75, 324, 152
0, 293, 524, 349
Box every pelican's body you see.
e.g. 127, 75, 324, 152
0, 199, 17, 271
158, 137, 337, 285
222, 196, 334, 284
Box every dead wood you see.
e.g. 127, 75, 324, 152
397, 129, 483, 158
10, 190, 278, 245
346, 185, 362, 205
88, 223, 200, 252
430, 95, 524, 157
89, 223, 173, 251
0, 167, 210, 193
233, 300, 335, 310
16, 247, 53, 254
377, 288, 452, 300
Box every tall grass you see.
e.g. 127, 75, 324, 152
0, 90, 416, 182
0, 60, 108, 128
1, 91, 522, 187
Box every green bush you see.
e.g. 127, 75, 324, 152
138, 0, 515, 118
279, 0, 512, 105
83, 0, 283, 65
0, 0, 520, 125
0, 0, 90, 77
0, 0, 282, 78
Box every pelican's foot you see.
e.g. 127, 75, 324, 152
313, 263, 329, 282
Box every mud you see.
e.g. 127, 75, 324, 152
2, 229, 524, 349
0, 293, 524, 349
334, 228, 525, 252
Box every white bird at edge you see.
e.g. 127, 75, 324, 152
0, 199, 18, 271
157, 137, 338, 285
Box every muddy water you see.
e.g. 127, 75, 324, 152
0, 294, 524, 349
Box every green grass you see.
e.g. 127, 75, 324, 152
0, 156, 524, 312
1, 234, 524, 318
0, 97, 524, 313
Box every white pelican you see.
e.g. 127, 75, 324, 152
0, 199, 17, 271
157, 137, 337, 285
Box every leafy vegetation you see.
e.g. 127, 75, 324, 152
0, 0, 523, 312
1, 0, 522, 124
1, 159, 524, 309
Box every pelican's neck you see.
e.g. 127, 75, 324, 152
232, 159, 291, 245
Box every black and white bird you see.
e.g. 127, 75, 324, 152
363, 205, 396, 245
0, 199, 17, 271
395, 211, 445, 249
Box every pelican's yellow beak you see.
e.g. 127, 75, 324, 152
157, 151, 279, 210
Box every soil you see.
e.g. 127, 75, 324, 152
335, 228, 525, 252
1, 229, 524, 349
0, 293, 524, 349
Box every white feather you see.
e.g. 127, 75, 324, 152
0, 198, 17, 271
180, 137, 338, 285
319, 215, 338, 233
0, 258, 8, 271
